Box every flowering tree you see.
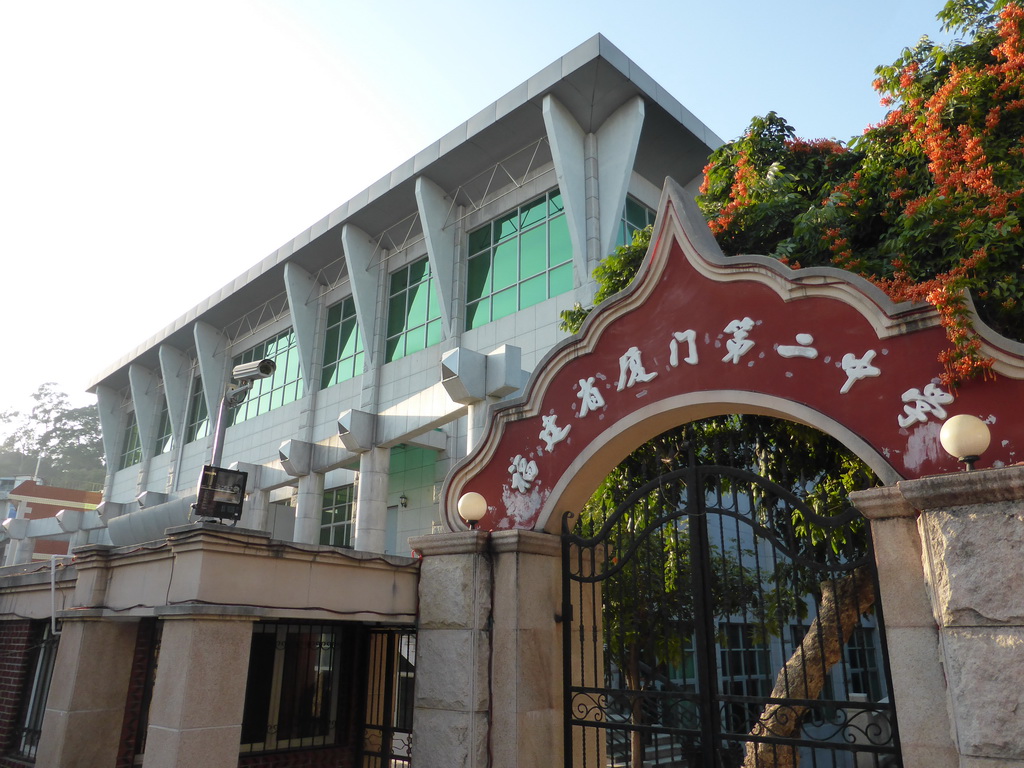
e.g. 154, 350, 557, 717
698, 0, 1024, 386
558, 3, 1024, 764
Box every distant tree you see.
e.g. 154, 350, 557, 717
0, 383, 104, 489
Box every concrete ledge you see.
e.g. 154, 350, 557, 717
411, 531, 490, 556
490, 529, 561, 557
849, 484, 917, 520
897, 465, 1024, 510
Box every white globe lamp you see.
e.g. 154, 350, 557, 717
939, 414, 991, 471
457, 492, 488, 529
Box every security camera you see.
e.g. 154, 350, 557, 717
232, 359, 276, 381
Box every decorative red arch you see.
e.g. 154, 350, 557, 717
444, 178, 1024, 533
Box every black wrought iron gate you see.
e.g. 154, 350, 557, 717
562, 459, 902, 768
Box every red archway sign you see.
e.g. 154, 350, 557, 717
444, 179, 1024, 533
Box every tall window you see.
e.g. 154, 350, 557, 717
185, 375, 209, 444
466, 190, 572, 330
17, 623, 59, 760
240, 622, 349, 753
386, 257, 441, 363
845, 627, 883, 699
231, 328, 304, 425
718, 622, 772, 732
118, 411, 142, 470
321, 485, 354, 548
154, 398, 173, 455
321, 297, 363, 389
614, 197, 656, 249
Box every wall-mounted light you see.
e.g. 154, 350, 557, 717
457, 491, 487, 529
399, 493, 408, 508
940, 414, 991, 471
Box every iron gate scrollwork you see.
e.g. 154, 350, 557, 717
562, 457, 902, 768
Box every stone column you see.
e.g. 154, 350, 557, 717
242, 487, 269, 532
410, 529, 564, 768
409, 531, 491, 768
354, 447, 390, 553
466, 401, 489, 454
850, 485, 958, 768
899, 467, 1024, 768
4, 501, 34, 566
294, 471, 325, 544
489, 530, 563, 768
142, 614, 254, 768
853, 465, 1024, 768
35, 618, 138, 768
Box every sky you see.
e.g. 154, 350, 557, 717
0, 0, 955, 421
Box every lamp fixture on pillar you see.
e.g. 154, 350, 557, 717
939, 414, 991, 471
399, 493, 408, 508
457, 491, 487, 529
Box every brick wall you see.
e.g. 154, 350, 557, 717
237, 745, 355, 768
0, 620, 36, 768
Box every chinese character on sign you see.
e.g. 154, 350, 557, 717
539, 414, 571, 451
777, 333, 818, 360
616, 346, 658, 391
508, 454, 539, 493
898, 383, 954, 428
840, 350, 882, 394
669, 330, 698, 367
722, 318, 756, 364
576, 377, 606, 417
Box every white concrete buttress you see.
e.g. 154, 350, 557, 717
416, 176, 457, 337
341, 224, 381, 368
597, 96, 645, 259
283, 262, 321, 389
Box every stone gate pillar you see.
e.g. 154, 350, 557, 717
35, 618, 138, 768
410, 529, 563, 768
142, 613, 255, 768
410, 531, 491, 768
852, 465, 1024, 768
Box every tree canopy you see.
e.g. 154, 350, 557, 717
552, 4, 1024, 763
0, 383, 104, 489
698, 0, 1024, 385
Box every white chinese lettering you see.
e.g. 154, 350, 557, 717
722, 317, 756, 364
840, 350, 882, 394
898, 383, 954, 428
576, 377, 606, 417
669, 330, 699, 367
508, 454, 539, 493
777, 333, 818, 360
539, 414, 571, 451
616, 346, 658, 391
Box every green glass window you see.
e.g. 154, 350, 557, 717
185, 375, 210, 444
321, 297, 364, 389
466, 190, 573, 331
154, 398, 173, 455
385, 257, 442, 363
614, 197, 656, 250
230, 329, 304, 425
118, 411, 142, 470
320, 485, 355, 547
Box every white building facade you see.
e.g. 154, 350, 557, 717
83, 34, 719, 559
0, 36, 722, 768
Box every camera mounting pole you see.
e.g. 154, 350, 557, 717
207, 358, 277, 469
